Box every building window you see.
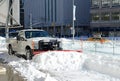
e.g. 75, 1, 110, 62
51, 0, 53, 22
20, 0, 24, 26
101, 13, 110, 21
91, 0, 100, 8
112, 0, 120, 7
48, 0, 50, 21
45, 0, 46, 22
102, 0, 110, 8
111, 12, 120, 20
20, 0, 24, 8
54, 0, 57, 22
91, 13, 100, 21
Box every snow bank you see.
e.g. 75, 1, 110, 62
32, 51, 85, 72
60, 38, 82, 50
82, 41, 113, 49
0, 36, 7, 51
0, 53, 58, 81
84, 53, 120, 79
9, 60, 58, 81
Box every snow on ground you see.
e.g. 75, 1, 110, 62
60, 38, 82, 50
0, 37, 7, 51
32, 51, 84, 71
32, 51, 120, 81
0, 37, 120, 81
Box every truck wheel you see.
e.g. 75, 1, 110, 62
8, 46, 14, 55
26, 49, 32, 60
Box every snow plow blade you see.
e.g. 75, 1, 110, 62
33, 50, 82, 55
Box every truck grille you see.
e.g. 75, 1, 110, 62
39, 40, 60, 50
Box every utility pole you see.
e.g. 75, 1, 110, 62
5, 0, 11, 38
30, 13, 33, 29
72, 0, 75, 42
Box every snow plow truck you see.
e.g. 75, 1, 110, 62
6, 29, 62, 60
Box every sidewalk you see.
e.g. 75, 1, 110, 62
0, 65, 8, 81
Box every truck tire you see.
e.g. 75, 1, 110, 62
8, 46, 14, 55
26, 49, 32, 60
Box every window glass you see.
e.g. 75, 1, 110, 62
112, 0, 120, 6
101, 13, 110, 21
91, 0, 100, 8
111, 12, 120, 20
102, 0, 110, 8
91, 13, 100, 21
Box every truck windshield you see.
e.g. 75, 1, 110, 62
25, 31, 50, 38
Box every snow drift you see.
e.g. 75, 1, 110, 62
1, 37, 120, 81
0, 37, 7, 51
32, 51, 84, 72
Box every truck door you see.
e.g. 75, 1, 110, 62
16, 32, 26, 54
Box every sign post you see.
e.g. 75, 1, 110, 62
72, 0, 76, 42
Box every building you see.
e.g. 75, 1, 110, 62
20, 0, 24, 27
91, 0, 120, 37
24, 0, 90, 37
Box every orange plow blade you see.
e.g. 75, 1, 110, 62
33, 50, 82, 55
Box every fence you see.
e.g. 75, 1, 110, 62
79, 38, 120, 55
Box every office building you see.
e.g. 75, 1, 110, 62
91, 0, 120, 36
24, 0, 90, 37
20, 0, 24, 27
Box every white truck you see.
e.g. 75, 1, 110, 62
7, 29, 62, 60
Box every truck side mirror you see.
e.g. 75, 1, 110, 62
21, 37, 27, 41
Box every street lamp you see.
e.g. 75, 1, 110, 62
72, 0, 76, 42
29, 13, 33, 29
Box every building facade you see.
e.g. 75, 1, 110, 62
20, 0, 24, 27
24, 0, 90, 37
91, 0, 120, 37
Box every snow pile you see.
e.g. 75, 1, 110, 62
84, 53, 120, 78
52, 70, 120, 81
0, 53, 58, 81
0, 36, 7, 51
60, 38, 82, 50
32, 51, 85, 72
9, 60, 58, 81
82, 41, 113, 49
